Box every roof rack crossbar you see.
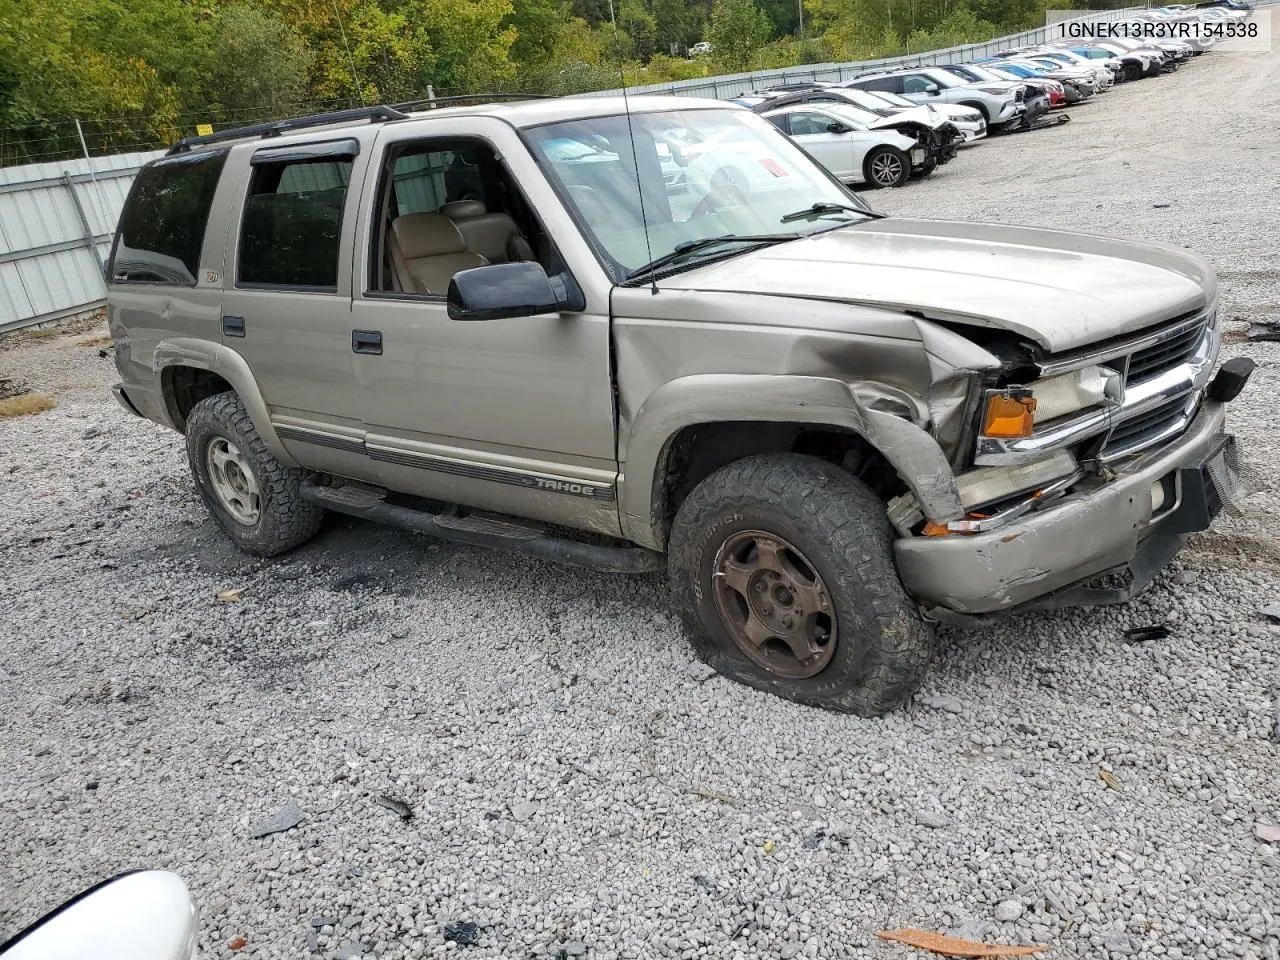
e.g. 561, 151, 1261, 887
390, 93, 551, 111
166, 105, 409, 155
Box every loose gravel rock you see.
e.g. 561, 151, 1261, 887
2, 26, 1280, 960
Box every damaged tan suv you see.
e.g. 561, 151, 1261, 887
107, 97, 1254, 715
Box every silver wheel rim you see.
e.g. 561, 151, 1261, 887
206, 437, 261, 525
871, 151, 903, 186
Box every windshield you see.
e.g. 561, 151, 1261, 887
865, 89, 917, 108
820, 103, 881, 127
961, 64, 1006, 82
526, 108, 875, 281
835, 89, 899, 115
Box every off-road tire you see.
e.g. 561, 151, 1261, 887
668, 454, 935, 716
185, 391, 323, 557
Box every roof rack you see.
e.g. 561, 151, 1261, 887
166, 105, 408, 155
390, 92, 552, 112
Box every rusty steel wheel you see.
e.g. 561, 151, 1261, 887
711, 530, 837, 680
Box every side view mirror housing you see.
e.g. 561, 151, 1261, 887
825, 120, 851, 134
447, 261, 584, 322
924, 83, 941, 95
0, 871, 198, 960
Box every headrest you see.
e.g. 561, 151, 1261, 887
441, 200, 487, 221
391, 213, 467, 259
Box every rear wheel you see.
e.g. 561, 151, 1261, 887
863, 146, 910, 189
667, 454, 936, 716
185, 391, 323, 557
1124, 61, 1143, 81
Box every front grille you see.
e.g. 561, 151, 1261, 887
1105, 395, 1191, 450
1125, 318, 1207, 384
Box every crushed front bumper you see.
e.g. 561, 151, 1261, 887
895, 401, 1236, 616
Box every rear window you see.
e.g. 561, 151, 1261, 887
111, 151, 227, 285
238, 156, 353, 289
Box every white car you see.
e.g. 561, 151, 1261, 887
762, 104, 926, 188
825, 86, 987, 143
1024, 47, 1116, 89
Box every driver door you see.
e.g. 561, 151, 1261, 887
783, 111, 857, 180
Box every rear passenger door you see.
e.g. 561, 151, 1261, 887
218, 138, 377, 481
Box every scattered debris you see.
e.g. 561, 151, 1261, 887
1246, 321, 1280, 343
510, 801, 539, 822
73, 677, 131, 704
994, 901, 1024, 922
1256, 822, 1280, 844
1124, 624, 1171, 643
876, 929, 1047, 956
229, 936, 248, 951
561, 943, 587, 957
442, 921, 481, 946
82, 426, 101, 439
914, 809, 952, 829
685, 660, 717, 682
1261, 604, 1280, 623
1098, 769, 1123, 792
0, 377, 31, 400
0, 394, 56, 418
1153, 202, 1171, 208
249, 799, 305, 838
335, 942, 365, 959
692, 874, 720, 894
375, 795, 413, 821
922, 694, 964, 715
762, 839, 776, 855
85, 780, 98, 791
217, 585, 250, 603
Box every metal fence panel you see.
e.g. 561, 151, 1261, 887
0, 150, 163, 332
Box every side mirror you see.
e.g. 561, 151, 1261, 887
924, 83, 941, 95
825, 121, 851, 134
447, 261, 583, 322
0, 871, 198, 960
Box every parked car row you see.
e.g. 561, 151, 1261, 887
726, 2, 1251, 189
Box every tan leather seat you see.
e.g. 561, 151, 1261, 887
440, 200, 535, 264
388, 213, 488, 294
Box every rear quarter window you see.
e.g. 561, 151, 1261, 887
111, 151, 227, 285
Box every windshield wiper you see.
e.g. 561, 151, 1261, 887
626, 234, 799, 282
780, 202, 884, 224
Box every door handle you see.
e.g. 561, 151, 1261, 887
223, 315, 246, 337
352, 330, 383, 355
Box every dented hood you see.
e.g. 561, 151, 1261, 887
657, 218, 1214, 352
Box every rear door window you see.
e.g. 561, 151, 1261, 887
111, 151, 227, 285
238, 154, 354, 289
861, 76, 903, 93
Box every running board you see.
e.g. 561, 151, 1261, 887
300, 479, 663, 574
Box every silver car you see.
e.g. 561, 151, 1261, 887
844, 67, 1027, 131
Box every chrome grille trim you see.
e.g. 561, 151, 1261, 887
975, 306, 1220, 466
1035, 307, 1209, 378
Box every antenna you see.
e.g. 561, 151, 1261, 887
605, 0, 658, 294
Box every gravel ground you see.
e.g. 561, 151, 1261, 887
3, 26, 1279, 960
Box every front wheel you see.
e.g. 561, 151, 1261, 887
185, 391, 323, 556
667, 454, 936, 716
863, 146, 911, 188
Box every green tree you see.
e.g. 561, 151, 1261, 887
506, 0, 571, 66
707, 0, 772, 71
209, 6, 314, 120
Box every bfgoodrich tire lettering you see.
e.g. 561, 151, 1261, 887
668, 454, 935, 716
185, 391, 323, 557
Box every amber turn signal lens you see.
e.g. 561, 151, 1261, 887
981, 392, 1037, 439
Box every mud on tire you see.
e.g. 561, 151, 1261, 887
667, 454, 935, 716
185, 391, 323, 557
